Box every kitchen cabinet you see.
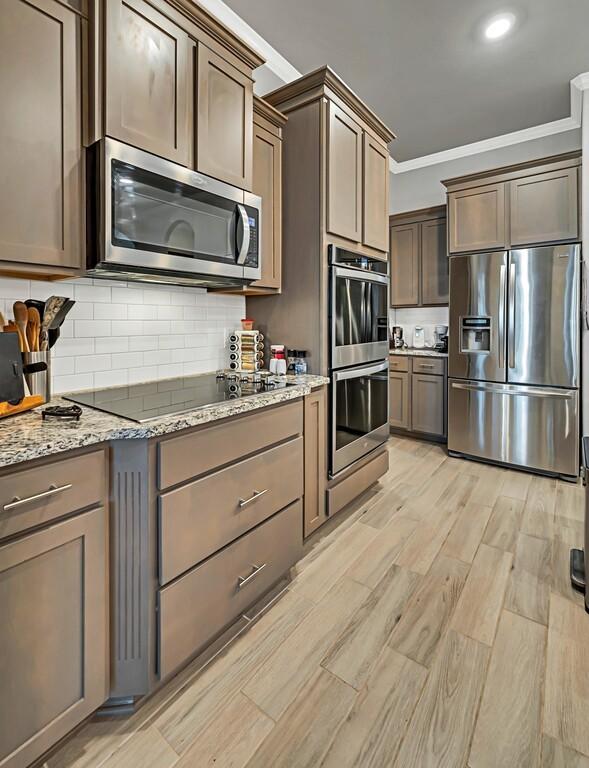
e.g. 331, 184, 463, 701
196, 44, 253, 190
389, 207, 447, 307
0, 0, 84, 278
389, 355, 447, 440
105, 0, 190, 165
327, 102, 364, 243
444, 152, 581, 253
304, 387, 328, 537
0, 448, 108, 768
363, 133, 390, 252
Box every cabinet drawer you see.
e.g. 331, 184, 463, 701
0, 450, 106, 542
389, 356, 409, 372
159, 437, 303, 584
158, 500, 302, 679
158, 400, 303, 490
411, 357, 445, 375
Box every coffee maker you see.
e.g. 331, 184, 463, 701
433, 325, 448, 352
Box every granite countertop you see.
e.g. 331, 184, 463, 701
390, 347, 448, 358
0, 373, 329, 469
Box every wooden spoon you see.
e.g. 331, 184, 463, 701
26, 307, 41, 352
13, 301, 30, 353
0, 311, 5, 331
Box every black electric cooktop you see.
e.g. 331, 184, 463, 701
64, 371, 295, 423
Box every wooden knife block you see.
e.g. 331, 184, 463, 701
0, 395, 44, 419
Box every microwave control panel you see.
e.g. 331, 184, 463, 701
244, 206, 259, 267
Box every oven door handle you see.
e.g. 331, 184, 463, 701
333, 265, 389, 285
236, 204, 251, 265
333, 360, 389, 382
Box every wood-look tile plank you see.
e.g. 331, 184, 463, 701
394, 630, 490, 768
505, 532, 551, 624
501, 470, 533, 501
450, 543, 513, 645
292, 522, 378, 603
242, 578, 370, 720
346, 516, 418, 589
442, 501, 493, 564
555, 483, 585, 524
541, 735, 589, 768
467, 464, 505, 508
322, 566, 420, 689
171, 693, 273, 768
246, 669, 356, 768
401, 461, 462, 521
361, 483, 416, 529
521, 475, 556, 540
544, 593, 589, 757
99, 728, 178, 768
482, 495, 524, 553
320, 648, 427, 768
468, 610, 546, 768
389, 555, 469, 668
154, 590, 314, 754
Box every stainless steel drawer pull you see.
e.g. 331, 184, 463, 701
3, 483, 73, 513
238, 563, 267, 589
418, 363, 434, 369
238, 489, 268, 508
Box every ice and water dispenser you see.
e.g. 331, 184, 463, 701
460, 317, 491, 353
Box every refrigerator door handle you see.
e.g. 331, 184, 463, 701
451, 381, 576, 398
499, 263, 506, 370
508, 261, 516, 369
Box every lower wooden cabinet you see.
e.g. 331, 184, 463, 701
0, 505, 108, 768
389, 356, 447, 440
304, 387, 328, 537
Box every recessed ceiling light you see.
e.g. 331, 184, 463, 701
484, 13, 515, 40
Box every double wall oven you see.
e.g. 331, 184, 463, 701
329, 246, 389, 475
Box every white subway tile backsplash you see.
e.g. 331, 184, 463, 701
0, 275, 245, 394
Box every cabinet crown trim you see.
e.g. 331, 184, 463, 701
264, 65, 395, 144
253, 96, 288, 128
442, 150, 581, 192
390, 205, 446, 226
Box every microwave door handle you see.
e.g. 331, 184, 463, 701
236, 204, 250, 265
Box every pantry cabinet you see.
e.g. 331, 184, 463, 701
327, 102, 364, 243
389, 206, 448, 307
0, 0, 84, 278
444, 152, 581, 254
363, 133, 390, 252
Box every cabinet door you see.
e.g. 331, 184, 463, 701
411, 373, 445, 436
326, 102, 363, 242
509, 168, 579, 246
448, 183, 507, 253
389, 372, 411, 430
390, 223, 420, 306
421, 218, 448, 304
0, 0, 83, 271
304, 388, 328, 537
363, 134, 389, 251
0, 507, 108, 768
250, 124, 282, 289
106, 0, 190, 164
196, 45, 253, 190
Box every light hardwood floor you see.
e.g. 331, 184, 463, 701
46, 436, 589, 768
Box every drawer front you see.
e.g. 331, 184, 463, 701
0, 450, 106, 542
158, 499, 303, 679
389, 356, 409, 372
411, 357, 445, 376
159, 437, 303, 584
158, 400, 303, 490
327, 449, 389, 517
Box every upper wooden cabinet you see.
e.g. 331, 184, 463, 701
0, 0, 84, 278
447, 183, 507, 254
389, 206, 448, 307
105, 0, 191, 165
195, 44, 253, 189
444, 152, 581, 253
363, 134, 390, 252
327, 102, 364, 243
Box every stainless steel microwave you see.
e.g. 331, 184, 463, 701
86, 138, 261, 288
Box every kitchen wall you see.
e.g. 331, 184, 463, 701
0, 277, 245, 394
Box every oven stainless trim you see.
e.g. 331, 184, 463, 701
331, 359, 390, 476
330, 264, 389, 369
98, 138, 261, 282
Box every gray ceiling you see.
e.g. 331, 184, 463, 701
224, 0, 589, 161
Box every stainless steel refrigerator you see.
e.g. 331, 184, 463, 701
448, 244, 580, 479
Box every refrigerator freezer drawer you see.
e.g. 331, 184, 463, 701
448, 379, 579, 477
